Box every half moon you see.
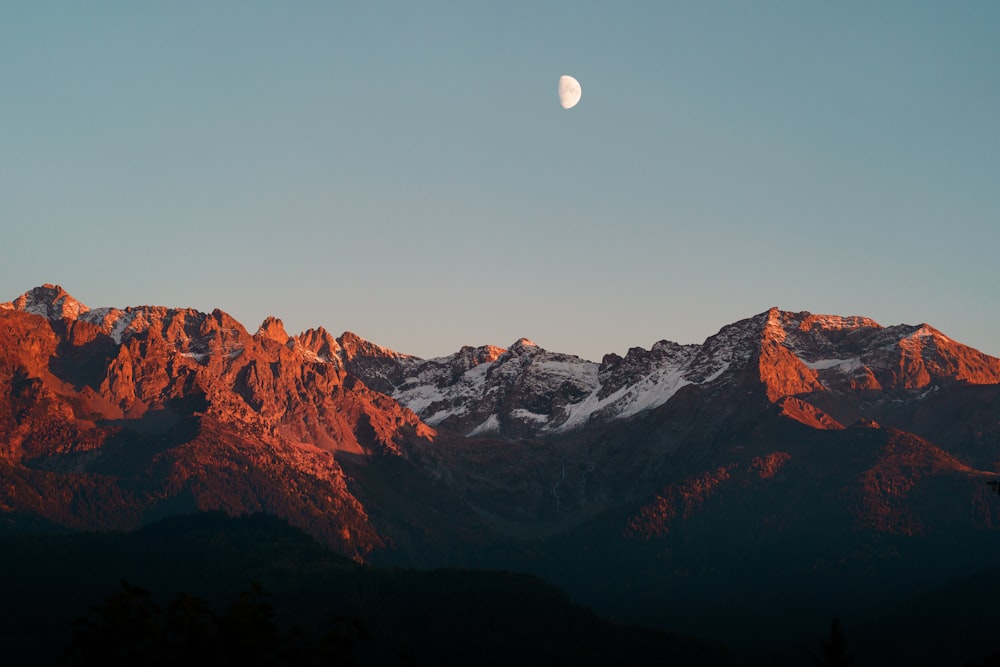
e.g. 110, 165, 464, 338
558, 75, 582, 109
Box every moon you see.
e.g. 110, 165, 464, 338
558, 75, 581, 109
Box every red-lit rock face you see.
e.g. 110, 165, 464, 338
3, 284, 1000, 567
757, 308, 1000, 394
1, 287, 433, 456
0, 286, 436, 560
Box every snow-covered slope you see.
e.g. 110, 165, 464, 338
363, 315, 769, 438
347, 308, 1000, 438
1, 284, 90, 320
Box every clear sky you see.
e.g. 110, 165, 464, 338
3, 2, 998, 361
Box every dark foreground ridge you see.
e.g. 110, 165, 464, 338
0, 513, 727, 666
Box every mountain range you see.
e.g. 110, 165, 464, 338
3, 284, 1000, 659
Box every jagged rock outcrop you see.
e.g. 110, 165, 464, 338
1, 283, 88, 320
0, 285, 436, 559
255, 315, 290, 344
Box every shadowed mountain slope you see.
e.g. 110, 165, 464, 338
0, 512, 727, 666
3, 284, 1000, 656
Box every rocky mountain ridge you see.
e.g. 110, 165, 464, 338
15, 285, 995, 445
344, 305, 1000, 439
0, 285, 435, 559
3, 283, 1000, 646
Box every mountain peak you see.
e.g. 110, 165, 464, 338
337, 331, 412, 361
255, 316, 289, 344
1, 284, 89, 320
293, 327, 342, 363
498, 338, 541, 362
456, 344, 506, 364
797, 312, 882, 332
903, 323, 946, 340
760, 308, 884, 340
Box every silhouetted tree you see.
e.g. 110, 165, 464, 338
161, 591, 218, 661
215, 581, 283, 664
318, 614, 367, 664
811, 617, 856, 667
67, 581, 163, 666
67, 580, 362, 666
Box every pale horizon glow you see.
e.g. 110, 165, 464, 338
2, 3, 998, 362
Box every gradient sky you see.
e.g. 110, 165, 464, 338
3, 2, 998, 361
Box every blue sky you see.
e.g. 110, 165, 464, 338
3, 2, 998, 361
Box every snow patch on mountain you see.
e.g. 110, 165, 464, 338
362, 315, 788, 437
382, 333, 735, 436
801, 357, 863, 372
3, 284, 90, 321
904, 325, 950, 343
109, 311, 138, 344
424, 406, 470, 426
468, 413, 501, 436
74, 307, 154, 345
701, 363, 730, 384
394, 355, 491, 413
555, 364, 692, 432
511, 408, 549, 424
